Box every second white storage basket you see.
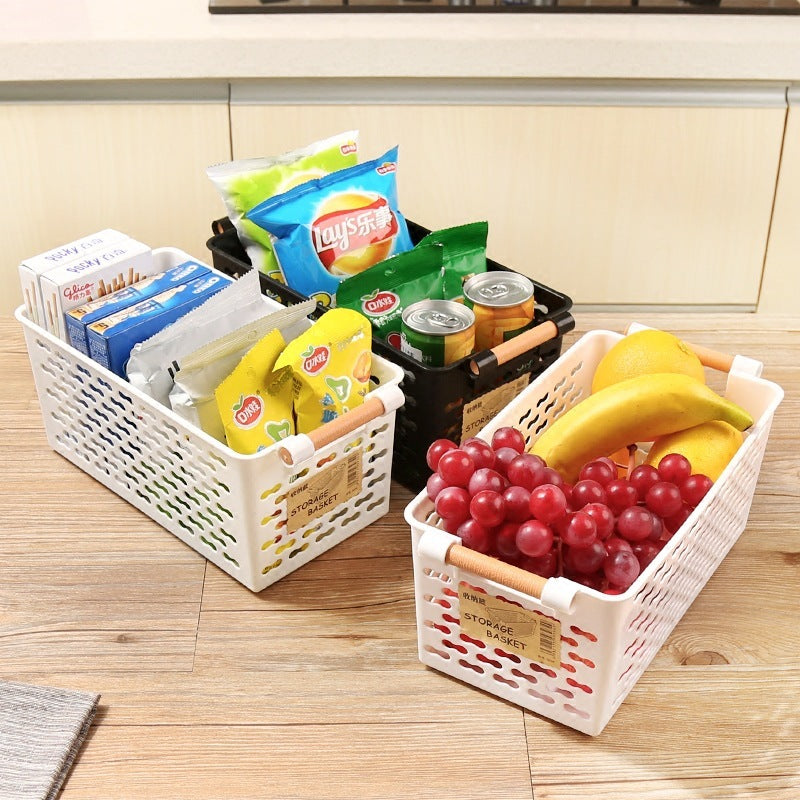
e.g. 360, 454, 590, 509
405, 328, 783, 735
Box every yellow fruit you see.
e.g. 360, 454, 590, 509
644, 420, 744, 481
592, 330, 705, 393
530, 373, 752, 483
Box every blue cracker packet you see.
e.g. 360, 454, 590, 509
245, 146, 413, 307
65, 261, 210, 355
86, 274, 232, 377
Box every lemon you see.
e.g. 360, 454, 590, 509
644, 420, 744, 481
592, 330, 705, 393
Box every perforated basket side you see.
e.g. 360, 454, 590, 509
18, 298, 405, 593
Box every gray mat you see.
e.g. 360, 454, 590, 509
0, 679, 99, 800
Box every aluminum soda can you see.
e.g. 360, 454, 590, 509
400, 299, 475, 367
463, 272, 535, 351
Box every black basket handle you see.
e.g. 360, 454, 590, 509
211, 217, 234, 235
469, 311, 575, 377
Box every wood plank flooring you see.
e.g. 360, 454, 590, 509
2, 312, 798, 799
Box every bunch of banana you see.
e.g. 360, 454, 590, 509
530, 372, 752, 484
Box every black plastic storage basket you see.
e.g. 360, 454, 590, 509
207, 218, 574, 492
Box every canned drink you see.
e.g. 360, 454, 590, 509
463, 272, 535, 351
400, 300, 475, 367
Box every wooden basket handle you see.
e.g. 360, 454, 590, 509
624, 322, 734, 372
446, 543, 549, 599
279, 385, 404, 466
470, 320, 558, 376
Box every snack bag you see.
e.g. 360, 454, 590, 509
275, 308, 372, 434
214, 329, 295, 454
246, 147, 413, 307
417, 221, 488, 301
335, 244, 444, 350
207, 131, 359, 284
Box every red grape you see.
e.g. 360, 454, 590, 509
426, 438, 457, 471
456, 518, 493, 554
461, 437, 496, 471
605, 537, 633, 555
506, 453, 547, 491
603, 550, 641, 590
467, 467, 506, 497
582, 502, 615, 540
645, 481, 683, 518
629, 464, 660, 500
435, 486, 471, 524
470, 490, 506, 528
495, 522, 522, 560
437, 449, 475, 488
605, 479, 638, 515
647, 512, 664, 542
491, 426, 526, 454
632, 540, 661, 570
492, 446, 520, 478
616, 506, 656, 542
440, 516, 461, 534
426, 472, 447, 501
569, 540, 608, 574
578, 460, 617, 487
657, 453, 692, 485
664, 503, 693, 534
561, 511, 598, 549
529, 484, 568, 524
515, 519, 554, 558
520, 550, 558, 578
540, 467, 564, 489
680, 474, 713, 507
571, 479, 607, 509
503, 485, 532, 523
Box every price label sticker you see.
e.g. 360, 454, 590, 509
287, 450, 362, 533
461, 375, 531, 441
458, 582, 561, 668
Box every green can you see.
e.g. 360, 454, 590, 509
400, 300, 476, 367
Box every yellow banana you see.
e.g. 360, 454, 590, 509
530, 372, 752, 483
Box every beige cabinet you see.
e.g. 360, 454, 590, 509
229, 100, 785, 309
0, 102, 231, 315
759, 89, 800, 315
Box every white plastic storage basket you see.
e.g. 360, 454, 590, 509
17, 247, 405, 592
405, 328, 783, 735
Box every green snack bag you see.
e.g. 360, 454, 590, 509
417, 221, 489, 301
335, 244, 444, 350
207, 131, 360, 285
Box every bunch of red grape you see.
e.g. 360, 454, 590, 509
426, 427, 714, 594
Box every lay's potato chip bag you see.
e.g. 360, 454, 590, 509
207, 131, 359, 285
246, 147, 413, 308
275, 308, 372, 434
214, 329, 295, 454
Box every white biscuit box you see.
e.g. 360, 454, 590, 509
38, 238, 155, 340
18, 229, 129, 328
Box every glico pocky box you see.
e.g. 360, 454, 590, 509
274, 308, 372, 434
207, 131, 359, 285
336, 244, 444, 350
246, 147, 413, 307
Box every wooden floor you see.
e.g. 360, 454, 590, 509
2, 312, 799, 800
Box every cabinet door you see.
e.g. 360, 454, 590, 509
230, 101, 784, 308
759, 90, 800, 315
0, 102, 231, 315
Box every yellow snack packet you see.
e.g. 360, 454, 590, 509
214, 329, 295, 454
275, 308, 372, 434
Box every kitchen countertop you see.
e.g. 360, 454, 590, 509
2, 0, 800, 85
2, 310, 798, 799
